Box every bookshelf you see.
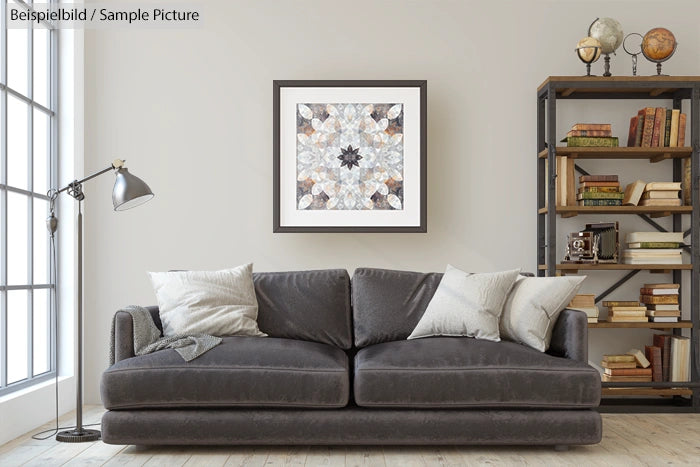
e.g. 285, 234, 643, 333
537, 76, 700, 413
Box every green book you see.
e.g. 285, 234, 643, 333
579, 186, 621, 193
577, 199, 623, 206
627, 242, 681, 249
562, 136, 620, 147
576, 192, 624, 200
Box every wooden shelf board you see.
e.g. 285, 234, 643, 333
537, 147, 691, 160
589, 320, 692, 329
538, 206, 692, 216
539, 263, 691, 271
602, 387, 693, 397
538, 76, 700, 95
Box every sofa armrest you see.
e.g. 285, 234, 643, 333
112, 306, 161, 363
547, 309, 588, 363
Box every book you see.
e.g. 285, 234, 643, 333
602, 354, 635, 363
602, 374, 652, 382
646, 304, 680, 311
670, 335, 690, 382
653, 334, 672, 381
576, 192, 624, 200
639, 288, 679, 295
640, 295, 679, 304
669, 109, 680, 147
646, 310, 681, 317
678, 113, 687, 146
569, 306, 600, 318
627, 242, 680, 249
624, 257, 683, 265
634, 110, 645, 146
579, 186, 623, 193
602, 301, 640, 307
557, 156, 567, 206
606, 306, 647, 312
644, 345, 663, 382
568, 294, 596, 307
651, 107, 665, 147
641, 107, 656, 147
627, 232, 684, 243
622, 180, 646, 206
571, 123, 611, 131
579, 181, 621, 188
663, 108, 672, 146
639, 199, 682, 207
587, 317, 598, 323
649, 317, 679, 323
627, 115, 639, 147
603, 368, 652, 376
683, 158, 691, 205
564, 136, 619, 147
627, 349, 651, 368
643, 283, 680, 289
568, 129, 613, 137
645, 182, 682, 191
623, 249, 682, 256
577, 199, 622, 206
580, 175, 618, 183
608, 316, 648, 322
642, 191, 680, 199
601, 361, 637, 369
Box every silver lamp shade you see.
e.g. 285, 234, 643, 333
112, 167, 154, 211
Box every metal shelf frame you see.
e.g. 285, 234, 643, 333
536, 76, 700, 412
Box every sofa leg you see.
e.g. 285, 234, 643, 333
554, 445, 569, 452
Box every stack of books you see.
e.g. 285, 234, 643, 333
627, 107, 687, 148
577, 175, 622, 206
600, 350, 651, 382
567, 294, 599, 323
640, 283, 680, 323
603, 300, 648, 323
622, 231, 684, 264
639, 182, 682, 207
562, 123, 618, 147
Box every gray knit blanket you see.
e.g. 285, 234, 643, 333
109, 305, 222, 364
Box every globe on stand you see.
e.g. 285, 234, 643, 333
576, 37, 602, 76
588, 17, 624, 77
641, 28, 677, 76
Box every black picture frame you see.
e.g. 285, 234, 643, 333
273, 80, 427, 233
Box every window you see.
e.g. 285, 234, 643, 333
1, 0, 57, 395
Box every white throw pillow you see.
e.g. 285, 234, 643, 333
148, 263, 267, 338
407, 265, 521, 342
499, 275, 586, 352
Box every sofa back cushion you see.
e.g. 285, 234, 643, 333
253, 269, 353, 349
352, 268, 443, 347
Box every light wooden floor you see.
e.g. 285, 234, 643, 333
1, 406, 699, 466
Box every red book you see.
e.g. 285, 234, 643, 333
641, 107, 656, 147
678, 113, 687, 146
627, 116, 639, 147
651, 107, 665, 147
571, 123, 611, 131
579, 175, 618, 182
635, 109, 645, 146
603, 368, 653, 376
645, 345, 663, 382
567, 129, 613, 137
653, 334, 672, 382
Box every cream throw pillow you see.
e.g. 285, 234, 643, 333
499, 275, 585, 352
148, 263, 266, 337
407, 265, 521, 342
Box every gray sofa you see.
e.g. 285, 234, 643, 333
101, 268, 602, 446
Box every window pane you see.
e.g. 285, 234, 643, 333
7, 28, 29, 96
33, 26, 49, 108
7, 290, 29, 384
34, 198, 49, 284
33, 289, 50, 376
8, 95, 29, 190
33, 110, 49, 195
8, 192, 29, 285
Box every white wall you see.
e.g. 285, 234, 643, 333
82, 0, 700, 403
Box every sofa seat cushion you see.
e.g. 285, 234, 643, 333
101, 337, 349, 409
354, 337, 600, 409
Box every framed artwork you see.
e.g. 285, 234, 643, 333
273, 80, 427, 232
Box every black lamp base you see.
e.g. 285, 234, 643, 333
56, 428, 101, 442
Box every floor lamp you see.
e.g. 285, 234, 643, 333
48, 159, 153, 442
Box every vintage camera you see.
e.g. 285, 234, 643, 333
564, 222, 619, 264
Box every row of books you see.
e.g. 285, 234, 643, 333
622, 180, 682, 207
622, 231, 684, 265
627, 108, 687, 148
600, 338, 690, 383
561, 123, 619, 147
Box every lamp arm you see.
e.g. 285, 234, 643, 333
54, 159, 126, 195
